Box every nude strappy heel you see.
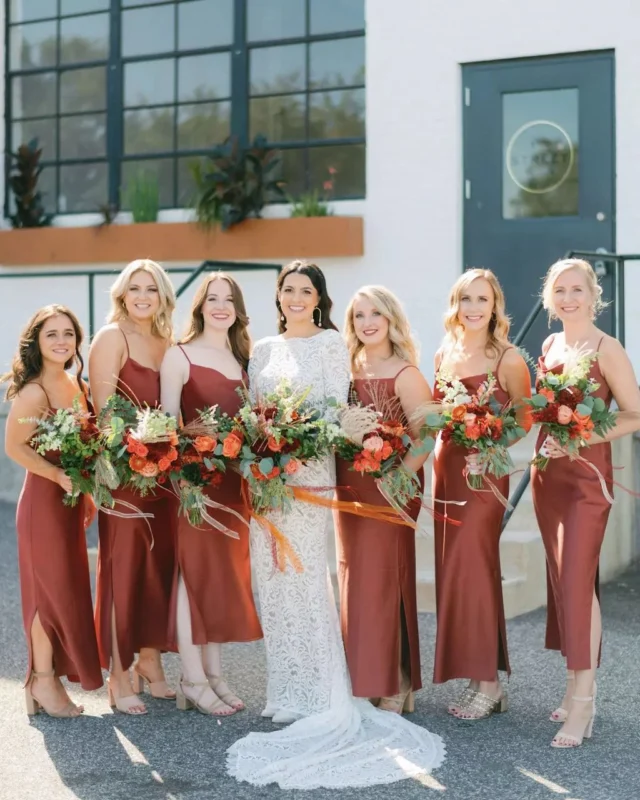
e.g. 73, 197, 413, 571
550, 675, 575, 722
551, 693, 596, 748
132, 665, 176, 700
378, 680, 415, 715
206, 674, 244, 711
176, 677, 236, 717
25, 670, 83, 718
107, 676, 148, 715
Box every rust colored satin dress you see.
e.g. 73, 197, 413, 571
432, 373, 510, 683
335, 370, 423, 698
94, 339, 175, 671
16, 390, 103, 690
531, 342, 613, 670
167, 352, 262, 647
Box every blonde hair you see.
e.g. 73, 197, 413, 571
442, 268, 510, 359
542, 258, 607, 322
108, 259, 176, 340
181, 272, 251, 370
344, 285, 419, 371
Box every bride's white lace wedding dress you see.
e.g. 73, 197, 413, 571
227, 329, 445, 790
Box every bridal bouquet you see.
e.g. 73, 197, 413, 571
421, 371, 527, 493
22, 398, 110, 506
99, 395, 179, 495
235, 380, 337, 515
526, 348, 617, 470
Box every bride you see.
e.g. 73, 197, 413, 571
227, 261, 445, 790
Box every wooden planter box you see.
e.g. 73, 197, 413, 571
0, 216, 364, 267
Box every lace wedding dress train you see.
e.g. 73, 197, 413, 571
227, 330, 445, 790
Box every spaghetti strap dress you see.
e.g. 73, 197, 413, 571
94, 331, 176, 671
530, 335, 613, 669
167, 349, 261, 647
431, 356, 512, 683
16, 384, 103, 689
335, 367, 423, 698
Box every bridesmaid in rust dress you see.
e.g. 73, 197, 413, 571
90, 259, 177, 714
161, 273, 261, 716
531, 258, 640, 748
432, 269, 531, 720
4, 305, 102, 716
336, 286, 432, 714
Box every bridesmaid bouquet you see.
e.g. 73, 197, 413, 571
526, 349, 617, 470
99, 395, 179, 495
234, 380, 336, 514
421, 371, 527, 497
22, 399, 112, 506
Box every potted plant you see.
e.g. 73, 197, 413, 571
124, 171, 160, 223
8, 139, 53, 228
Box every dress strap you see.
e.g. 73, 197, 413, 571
34, 383, 52, 407
596, 335, 606, 352
178, 344, 192, 364
542, 333, 556, 357
494, 346, 514, 374
118, 327, 130, 359
394, 364, 418, 381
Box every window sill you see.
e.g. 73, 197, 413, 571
0, 216, 364, 266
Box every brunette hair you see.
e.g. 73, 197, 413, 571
276, 260, 338, 334
181, 272, 251, 369
441, 268, 511, 359
2, 304, 85, 400
344, 285, 419, 371
542, 258, 608, 322
107, 258, 175, 340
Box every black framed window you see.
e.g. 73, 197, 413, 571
5, 0, 365, 214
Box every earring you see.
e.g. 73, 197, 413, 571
281, 314, 286, 323
315, 306, 322, 326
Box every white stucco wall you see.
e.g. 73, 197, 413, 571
2, 1, 640, 379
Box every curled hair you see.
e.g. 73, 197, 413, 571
441, 268, 511, 359
108, 259, 176, 340
181, 272, 251, 370
344, 285, 419, 371
542, 258, 608, 322
276, 260, 338, 334
2, 304, 85, 400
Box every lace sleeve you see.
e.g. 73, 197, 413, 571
248, 339, 268, 404
320, 331, 350, 420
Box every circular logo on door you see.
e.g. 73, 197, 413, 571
506, 120, 574, 194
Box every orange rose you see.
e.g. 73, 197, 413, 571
140, 461, 159, 478
133, 441, 148, 458
129, 454, 147, 473
465, 425, 481, 441
194, 435, 216, 453
167, 446, 179, 462
284, 458, 300, 475
169, 432, 179, 446
222, 433, 243, 458
451, 406, 467, 422
538, 387, 556, 402
380, 441, 394, 460
267, 435, 284, 453
557, 405, 573, 425
158, 457, 171, 472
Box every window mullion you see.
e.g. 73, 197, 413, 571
231, 0, 248, 146
107, 0, 123, 208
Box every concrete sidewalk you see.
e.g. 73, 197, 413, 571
0, 499, 638, 800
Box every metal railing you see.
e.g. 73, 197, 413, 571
0, 259, 282, 339
501, 249, 638, 530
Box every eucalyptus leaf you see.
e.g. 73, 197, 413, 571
259, 457, 274, 476
531, 393, 548, 408
576, 403, 593, 416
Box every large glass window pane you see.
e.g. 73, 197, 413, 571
60, 67, 106, 113
121, 158, 175, 209
60, 114, 107, 158
10, 0, 57, 24
59, 161, 108, 212
62, 0, 109, 14
177, 102, 231, 150
247, 0, 304, 42
9, 21, 57, 70
177, 155, 203, 206
309, 88, 365, 139
38, 166, 57, 212
310, 0, 365, 35
309, 144, 365, 197
12, 73, 57, 118
124, 60, 175, 107
124, 107, 175, 154
60, 13, 109, 63
250, 44, 305, 95
122, 6, 174, 57
280, 148, 306, 198
250, 95, 305, 143
310, 37, 365, 89
12, 119, 57, 162
503, 89, 579, 219
178, 54, 231, 101
178, 0, 233, 50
